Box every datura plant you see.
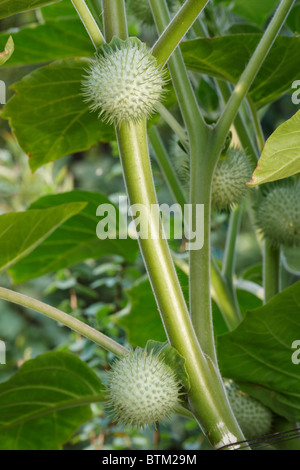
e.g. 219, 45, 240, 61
0, 0, 299, 452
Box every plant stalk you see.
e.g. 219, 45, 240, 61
150, 0, 210, 67
0, 287, 128, 357
116, 118, 246, 449
102, 0, 248, 449
71, 0, 105, 48
214, 0, 295, 161
148, 126, 187, 212
264, 241, 281, 303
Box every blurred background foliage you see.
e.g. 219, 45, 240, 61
0, 0, 299, 450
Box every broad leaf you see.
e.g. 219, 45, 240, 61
248, 110, 300, 186
287, 4, 300, 33
0, 36, 14, 66
0, 201, 86, 272
181, 35, 300, 108
0, 351, 105, 450
2, 59, 115, 171
215, 0, 278, 28
41, 0, 77, 20
0, 20, 93, 67
9, 191, 138, 283
115, 276, 167, 348
218, 281, 300, 422
0, 0, 61, 19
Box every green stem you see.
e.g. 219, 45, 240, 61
214, 0, 295, 161
0, 287, 128, 357
102, 0, 128, 42
264, 241, 280, 303
156, 103, 188, 147
150, 131, 242, 330
71, 0, 105, 48
211, 259, 242, 331
101, 0, 247, 449
116, 119, 246, 449
217, 80, 259, 165
150, 0, 210, 67
222, 204, 243, 282
86, 0, 103, 29
148, 126, 187, 211
247, 97, 265, 152
150, 0, 217, 361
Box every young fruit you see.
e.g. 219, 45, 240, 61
106, 348, 182, 427
82, 37, 167, 126
225, 380, 273, 440
211, 148, 253, 211
255, 183, 300, 248
170, 141, 253, 211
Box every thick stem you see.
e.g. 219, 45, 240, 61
102, 0, 128, 41
264, 241, 280, 303
150, 0, 216, 361
148, 126, 187, 212
71, 0, 105, 48
214, 0, 295, 161
101, 0, 247, 448
150, 0, 210, 67
0, 287, 128, 357
116, 119, 246, 449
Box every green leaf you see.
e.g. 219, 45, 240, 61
218, 281, 300, 422
181, 35, 300, 108
2, 59, 115, 171
248, 111, 300, 186
0, 201, 86, 272
9, 191, 138, 283
0, 20, 93, 67
286, 4, 300, 33
0, 351, 105, 450
226, 0, 278, 28
115, 266, 189, 348
41, 0, 77, 20
0, 36, 14, 66
0, 0, 61, 19
115, 276, 167, 348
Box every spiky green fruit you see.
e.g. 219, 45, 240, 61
106, 348, 182, 427
128, 0, 175, 26
225, 380, 273, 440
255, 184, 300, 248
212, 148, 253, 211
170, 142, 253, 211
82, 37, 167, 126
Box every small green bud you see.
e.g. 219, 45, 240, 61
106, 348, 182, 428
225, 380, 273, 440
82, 37, 167, 126
255, 183, 300, 248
